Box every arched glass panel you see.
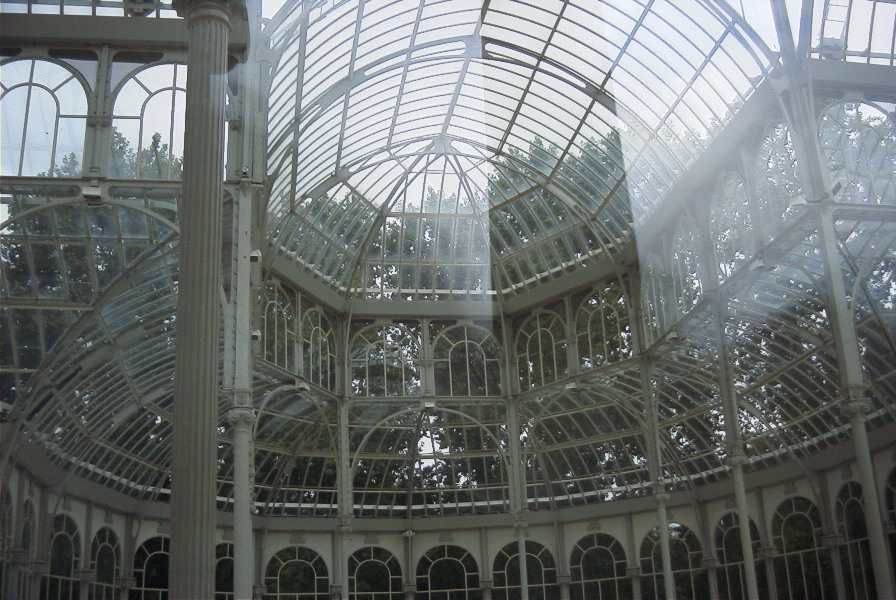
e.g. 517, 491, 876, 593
887, 468, 896, 573
351, 322, 422, 396
110, 63, 186, 180
349, 546, 402, 600
771, 496, 836, 600
302, 307, 337, 390
670, 214, 703, 316
755, 122, 804, 242
640, 522, 707, 600
516, 312, 567, 390
569, 533, 630, 600
819, 101, 896, 205
262, 281, 297, 372
131, 536, 169, 600
18, 499, 36, 599
216, 543, 234, 600
44, 514, 81, 600
710, 173, 754, 281
416, 545, 480, 600
836, 482, 875, 600
89, 527, 121, 600
575, 281, 632, 369
433, 324, 501, 396
715, 513, 767, 600
493, 540, 559, 600
263, 546, 329, 600
0, 59, 89, 176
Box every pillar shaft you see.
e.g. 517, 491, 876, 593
655, 494, 676, 600
170, 2, 230, 598
731, 460, 760, 600
230, 408, 255, 600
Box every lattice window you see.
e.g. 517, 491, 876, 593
131, 536, 169, 600
569, 533, 630, 600
493, 540, 559, 600
772, 496, 836, 600
715, 513, 766, 600
516, 312, 567, 390
44, 514, 81, 600
110, 63, 186, 180
710, 173, 754, 281
263, 546, 329, 600
755, 122, 804, 242
416, 544, 480, 600
351, 322, 422, 396
348, 545, 402, 600
640, 522, 708, 600
302, 307, 337, 390
819, 100, 896, 206
89, 527, 120, 600
0, 59, 89, 177
433, 324, 501, 396
575, 281, 632, 369
836, 482, 876, 600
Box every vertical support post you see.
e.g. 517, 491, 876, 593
79, 504, 94, 600
336, 399, 352, 600
479, 527, 492, 600
624, 513, 642, 598
254, 528, 266, 600
818, 205, 895, 598
227, 180, 258, 600
506, 399, 528, 600
814, 471, 848, 600
170, 0, 230, 597
696, 501, 720, 600
554, 521, 570, 600
84, 46, 112, 178
754, 489, 779, 600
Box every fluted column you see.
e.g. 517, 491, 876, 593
729, 451, 760, 600
170, 1, 230, 598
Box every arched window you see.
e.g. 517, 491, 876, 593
715, 513, 766, 600
351, 322, 422, 397
263, 546, 329, 600
710, 173, 754, 281
0, 59, 89, 176
575, 282, 632, 369
216, 543, 234, 600
131, 536, 169, 600
110, 63, 186, 179
569, 533, 630, 600
755, 122, 804, 242
0, 487, 11, 595
818, 100, 896, 206
516, 312, 567, 390
44, 513, 81, 600
90, 527, 120, 600
348, 546, 402, 600
493, 540, 559, 600
640, 522, 707, 600
836, 482, 875, 600
262, 281, 297, 372
771, 496, 836, 600
302, 308, 337, 390
433, 324, 501, 396
416, 544, 480, 600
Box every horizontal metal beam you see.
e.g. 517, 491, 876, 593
0, 297, 94, 311
0, 13, 247, 54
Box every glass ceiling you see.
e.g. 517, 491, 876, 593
265, 0, 774, 300
2, 0, 896, 518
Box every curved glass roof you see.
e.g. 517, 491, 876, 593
265, 0, 774, 300
3, 0, 896, 520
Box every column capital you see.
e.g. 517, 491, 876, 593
337, 514, 352, 533
512, 512, 528, 532
557, 575, 571, 586
478, 579, 494, 590
625, 566, 641, 578
226, 405, 256, 429
822, 531, 843, 548
30, 559, 49, 576
841, 386, 871, 418
725, 446, 748, 467
702, 557, 720, 569
174, 0, 234, 22
254, 584, 269, 599
78, 568, 97, 583
757, 545, 778, 560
